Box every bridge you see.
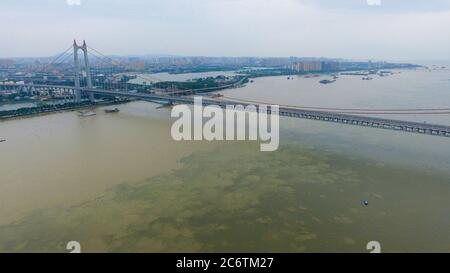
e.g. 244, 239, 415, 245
3, 83, 450, 138
1, 40, 450, 138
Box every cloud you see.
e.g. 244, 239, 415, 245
2, 0, 450, 60
66, 0, 81, 6
367, 0, 381, 6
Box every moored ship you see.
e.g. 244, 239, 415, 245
79, 111, 96, 117
319, 79, 336, 84
104, 108, 120, 113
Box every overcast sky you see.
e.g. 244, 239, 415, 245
1, 0, 450, 61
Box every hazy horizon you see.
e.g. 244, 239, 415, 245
1, 0, 450, 61
4, 52, 450, 66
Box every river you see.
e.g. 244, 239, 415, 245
0, 67, 449, 252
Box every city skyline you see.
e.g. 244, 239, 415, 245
1, 0, 450, 61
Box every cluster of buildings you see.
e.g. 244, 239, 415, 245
0, 59, 15, 69
287, 61, 340, 73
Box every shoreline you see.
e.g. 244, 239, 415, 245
0, 99, 132, 122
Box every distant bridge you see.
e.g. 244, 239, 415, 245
3, 83, 450, 138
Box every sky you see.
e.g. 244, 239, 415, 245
1, 0, 450, 61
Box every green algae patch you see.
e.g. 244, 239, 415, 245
0, 143, 449, 252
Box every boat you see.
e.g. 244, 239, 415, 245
79, 111, 96, 117
211, 93, 224, 98
0, 139, 6, 143
319, 79, 336, 84
341, 72, 369, 76
104, 108, 120, 113
156, 102, 174, 109
362, 77, 373, 80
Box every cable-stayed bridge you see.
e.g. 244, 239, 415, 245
1, 41, 450, 138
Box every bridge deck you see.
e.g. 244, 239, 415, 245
4, 84, 450, 138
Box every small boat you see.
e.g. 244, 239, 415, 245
320, 79, 336, 84
211, 93, 224, 98
0, 139, 6, 143
156, 102, 174, 109
362, 77, 373, 80
104, 108, 120, 113
79, 111, 96, 117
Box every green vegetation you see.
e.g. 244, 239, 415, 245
157, 65, 246, 75
0, 99, 130, 120
151, 76, 247, 92
240, 68, 302, 78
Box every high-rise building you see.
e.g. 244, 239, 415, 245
288, 60, 340, 72
0, 59, 15, 69
321, 61, 340, 72
289, 61, 322, 72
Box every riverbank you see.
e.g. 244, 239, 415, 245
0, 99, 132, 121
240, 64, 422, 79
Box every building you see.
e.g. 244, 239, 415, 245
0, 59, 15, 69
321, 61, 340, 72
289, 61, 322, 72
288, 60, 340, 73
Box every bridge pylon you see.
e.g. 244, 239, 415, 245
73, 40, 94, 103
